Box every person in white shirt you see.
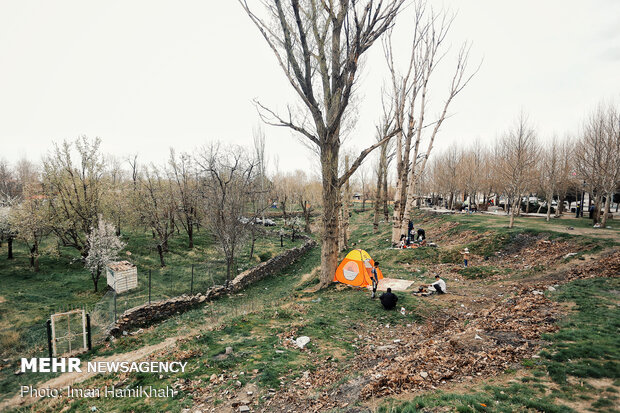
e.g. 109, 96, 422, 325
426, 275, 446, 294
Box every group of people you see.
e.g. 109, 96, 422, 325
366, 260, 400, 310
366, 219, 471, 309
367, 259, 448, 311
397, 221, 426, 248
376, 274, 448, 310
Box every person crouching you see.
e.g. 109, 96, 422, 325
380, 287, 398, 310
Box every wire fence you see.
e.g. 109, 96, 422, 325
89, 262, 230, 342
0, 262, 233, 359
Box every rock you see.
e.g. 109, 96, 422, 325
532, 290, 544, 295
239, 406, 250, 413
240, 399, 251, 405
247, 391, 253, 396
235, 380, 242, 387
393, 339, 402, 344
295, 336, 311, 349
474, 334, 482, 340
225, 346, 233, 354
210, 373, 218, 382
420, 371, 428, 379
377, 345, 397, 351
275, 350, 285, 354
547, 286, 556, 292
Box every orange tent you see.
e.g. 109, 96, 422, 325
333, 249, 383, 288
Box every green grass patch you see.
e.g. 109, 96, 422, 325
540, 277, 620, 384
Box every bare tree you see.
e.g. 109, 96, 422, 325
600, 103, 620, 226
575, 105, 608, 224
198, 145, 259, 283
291, 170, 320, 234
240, 0, 404, 286
357, 161, 370, 212
135, 166, 176, 267
253, 126, 269, 223
168, 149, 200, 249
373, 135, 390, 232
386, 3, 479, 243
554, 138, 575, 217
496, 113, 539, 228
539, 137, 562, 221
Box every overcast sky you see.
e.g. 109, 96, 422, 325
1, 1, 619, 174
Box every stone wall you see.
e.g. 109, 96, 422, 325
108, 237, 316, 337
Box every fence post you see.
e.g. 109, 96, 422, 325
148, 269, 152, 305
113, 290, 117, 322
46, 319, 53, 358
86, 313, 92, 350
191, 264, 194, 295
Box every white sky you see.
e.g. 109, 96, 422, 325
1, 1, 619, 174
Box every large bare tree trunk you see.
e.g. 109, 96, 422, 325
320, 145, 341, 288
509, 197, 519, 228
601, 193, 611, 227
593, 193, 603, 223
382, 168, 389, 222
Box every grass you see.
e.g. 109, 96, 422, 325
0, 222, 302, 400
379, 382, 569, 413
457, 265, 506, 279
541, 277, 620, 384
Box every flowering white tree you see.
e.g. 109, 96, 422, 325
85, 216, 126, 292
0, 205, 15, 259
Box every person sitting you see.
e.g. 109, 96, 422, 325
398, 234, 406, 248
380, 287, 398, 310
417, 275, 446, 295
417, 228, 426, 241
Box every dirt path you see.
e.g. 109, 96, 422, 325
0, 336, 182, 411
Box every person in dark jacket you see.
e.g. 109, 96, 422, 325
380, 287, 398, 310
370, 261, 380, 298
417, 228, 426, 241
